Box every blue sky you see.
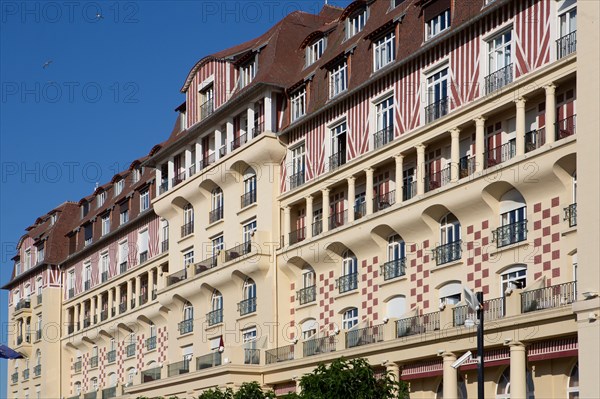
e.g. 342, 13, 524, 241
0, 0, 351, 395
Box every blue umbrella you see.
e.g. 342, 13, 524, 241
0, 344, 24, 359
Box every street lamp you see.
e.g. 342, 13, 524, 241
464, 287, 484, 399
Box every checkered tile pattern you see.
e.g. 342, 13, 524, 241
466, 220, 492, 295
409, 240, 431, 312
361, 257, 380, 322
117, 340, 124, 384
289, 282, 296, 340
69, 357, 73, 395
319, 270, 336, 331
99, 347, 106, 386
82, 353, 89, 392
137, 334, 145, 371
157, 326, 168, 363
532, 197, 562, 285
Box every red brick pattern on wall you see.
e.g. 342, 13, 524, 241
318, 270, 336, 331
289, 282, 296, 340
99, 347, 106, 387
82, 353, 89, 392
409, 240, 431, 313
137, 333, 145, 372
532, 196, 562, 286
466, 220, 492, 296
361, 256, 380, 323
117, 340, 124, 384
157, 326, 168, 363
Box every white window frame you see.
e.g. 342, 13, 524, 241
500, 265, 527, 295
346, 8, 367, 38
243, 220, 257, 244
183, 203, 194, 225
291, 87, 306, 122
387, 234, 405, 262
114, 180, 124, 196
558, 5, 577, 38
101, 213, 110, 236
488, 29, 513, 74
211, 290, 223, 311
302, 267, 316, 289
342, 251, 358, 276
84, 263, 92, 290
373, 32, 395, 71
183, 302, 193, 321
342, 308, 358, 330
567, 362, 579, 398
239, 56, 257, 88
97, 191, 106, 208
212, 235, 224, 255
306, 38, 325, 66
211, 187, 223, 211
426, 9, 450, 40
100, 252, 109, 280
119, 240, 129, 269
120, 206, 129, 225
426, 65, 449, 112
440, 213, 461, 245
183, 250, 194, 268
140, 189, 150, 211
243, 278, 256, 300
329, 61, 348, 98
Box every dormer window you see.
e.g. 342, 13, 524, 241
373, 31, 396, 71
114, 179, 124, 196
81, 201, 90, 219
306, 38, 325, 66
329, 61, 348, 98
50, 213, 57, 225
132, 167, 142, 183
239, 57, 257, 89
392, 0, 405, 8
425, 8, 450, 40
291, 86, 306, 122
97, 191, 106, 208
346, 7, 367, 39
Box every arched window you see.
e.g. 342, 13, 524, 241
91, 377, 98, 391
385, 296, 406, 319
384, 235, 406, 280
342, 308, 358, 330
567, 362, 579, 398
436, 213, 462, 265
436, 376, 467, 398
108, 372, 118, 387
302, 267, 316, 289
339, 250, 358, 293
35, 349, 41, 366
183, 302, 193, 321
243, 278, 256, 300
242, 168, 257, 207
210, 187, 224, 222
439, 281, 462, 306
211, 290, 223, 312
298, 267, 316, 305
24, 284, 31, 301
301, 318, 318, 340
501, 265, 527, 295
74, 381, 82, 395
496, 367, 535, 399
127, 367, 137, 384
182, 204, 194, 236
496, 189, 527, 246
240, 279, 257, 316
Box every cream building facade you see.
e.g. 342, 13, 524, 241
4, 0, 599, 398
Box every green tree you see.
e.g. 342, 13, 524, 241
197, 382, 274, 399
289, 357, 409, 399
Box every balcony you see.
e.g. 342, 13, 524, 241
564, 203, 577, 227
252, 122, 265, 137
289, 227, 306, 245
484, 64, 513, 94
36, 329, 42, 341
90, 355, 98, 368
459, 156, 476, 178
336, 273, 358, 294
296, 285, 316, 305
556, 30, 576, 59
161, 239, 169, 252
83, 317, 91, 328
172, 170, 186, 188
101, 310, 108, 321
107, 350, 116, 364
159, 181, 169, 194
178, 319, 193, 335
200, 99, 214, 120
14, 299, 31, 312
433, 241, 462, 266
238, 297, 257, 316
146, 336, 157, 351
67, 324, 75, 335
303, 336, 336, 357
231, 133, 248, 151
521, 281, 577, 313
209, 206, 224, 224
453, 297, 505, 326
120, 262, 128, 274
381, 258, 406, 281
241, 189, 257, 208
200, 153, 216, 170
329, 151, 346, 171
141, 366, 161, 383
346, 324, 384, 348
312, 218, 323, 236
493, 220, 527, 248
354, 201, 367, 220
11, 371, 18, 384
484, 138, 516, 168
84, 280, 91, 291
167, 359, 190, 377
101, 387, 116, 399
373, 125, 394, 149
195, 256, 218, 275
197, 352, 222, 370
167, 269, 187, 286
74, 360, 82, 373
373, 190, 396, 212
101, 271, 108, 283
396, 311, 440, 337
556, 114, 576, 141
289, 170, 305, 190
33, 364, 41, 377
139, 293, 148, 306
206, 308, 224, 326
329, 210, 348, 230
225, 242, 252, 262
119, 302, 127, 314
402, 181, 416, 201
139, 250, 148, 264
525, 127, 546, 152
425, 166, 452, 192
266, 344, 294, 364
244, 348, 260, 365
181, 221, 194, 238
425, 96, 449, 123
22, 368, 29, 380
84, 392, 97, 399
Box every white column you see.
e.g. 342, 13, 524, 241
322, 188, 330, 233
73, 304, 79, 330
283, 206, 291, 246
450, 128, 460, 181
515, 97, 526, 156
135, 275, 141, 306
90, 296, 96, 323
305, 195, 313, 239
115, 285, 121, 313
509, 341, 527, 399
167, 157, 175, 189
214, 128, 222, 160
394, 154, 404, 203
107, 289, 113, 316
475, 117, 486, 172
184, 147, 192, 178
247, 103, 256, 139
195, 141, 202, 168
126, 279, 133, 310
148, 269, 155, 299
365, 168, 374, 214
442, 352, 458, 399
96, 294, 102, 321
347, 176, 356, 222
264, 93, 273, 132
545, 84, 557, 144
225, 118, 234, 156
155, 168, 162, 197
416, 144, 426, 195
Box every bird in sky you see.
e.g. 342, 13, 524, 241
42, 60, 53, 69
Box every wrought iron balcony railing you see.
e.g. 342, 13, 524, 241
556, 30, 576, 59
141, 366, 161, 384
296, 285, 316, 305
329, 151, 346, 171
167, 269, 187, 286
453, 297, 505, 326
336, 272, 358, 293
107, 350, 116, 364
200, 99, 214, 120
346, 324, 384, 348
289, 170, 305, 190
161, 239, 169, 252
225, 242, 252, 262
425, 96, 449, 123
241, 190, 257, 208
329, 210, 347, 230
195, 256, 218, 275
266, 345, 294, 364
459, 156, 476, 178
238, 297, 257, 316
178, 319, 193, 335
74, 360, 82, 373
396, 311, 440, 337
90, 356, 98, 368
209, 206, 224, 224
493, 220, 527, 248
373, 125, 394, 149
231, 133, 248, 151
196, 352, 222, 370
564, 203, 577, 227
525, 127, 546, 153
139, 250, 148, 264
312, 218, 323, 236
402, 181, 416, 201
484, 63, 513, 94
120, 261, 128, 274
556, 115, 576, 141
381, 258, 406, 281
425, 165, 452, 192
244, 348, 260, 365
34, 364, 41, 377
101, 271, 108, 283
484, 138, 516, 168
289, 226, 306, 245
374, 190, 396, 212
181, 221, 194, 237
303, 336, 336, 357
252, 122, 265, 137
521, 281, 577, 313
126, 343, 136, 357
207, 308, 223, 326
146, 336, 157, 351
433, 240, 462, 266
199, 153, 216, 170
